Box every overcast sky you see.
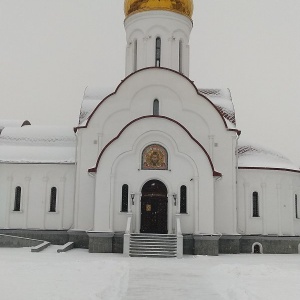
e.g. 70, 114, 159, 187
0, 0, 299, 165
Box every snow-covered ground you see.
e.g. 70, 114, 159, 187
1, 246, 300, 300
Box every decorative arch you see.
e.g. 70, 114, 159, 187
252, 242, 263, 254
88, 115, 222, 178
75, 67, 240, 135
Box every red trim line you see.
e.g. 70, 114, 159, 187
238, 167, 300, 174
88, 115, 222, 177
74, 67, 238, 133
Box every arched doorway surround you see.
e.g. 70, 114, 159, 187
140, 180, 168, 234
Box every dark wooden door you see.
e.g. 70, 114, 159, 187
140, 180, 168, 234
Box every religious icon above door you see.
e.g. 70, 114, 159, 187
142, 144, 168, 170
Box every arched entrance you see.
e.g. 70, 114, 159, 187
140, 180, 168, 234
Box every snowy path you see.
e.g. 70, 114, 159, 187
1, 248, 300, 300
123, 257, 221, 300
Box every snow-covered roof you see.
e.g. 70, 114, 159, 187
79, 86, 114, 125
0, 119, 31, 134
0, 126, 76, 164
238, 139, 300, 172
198, 89, 236, 128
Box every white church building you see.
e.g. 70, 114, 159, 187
0, 0, 300, 257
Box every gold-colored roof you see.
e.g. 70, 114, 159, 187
124, 0, 193, 19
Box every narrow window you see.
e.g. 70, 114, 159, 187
153, 99, 159, 116
179, 40, 183, 73
180, 185, 187, 214
14, 186, 21, 211
133, 40, 138, 72
252, 192, 259, 217
295, 194, 299, 219
49, 187, 57, 212
121, 184, 129, 212
155, 37, 161, 67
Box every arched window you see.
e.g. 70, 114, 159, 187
133, 39, 138, 72
153, 99, 159, 116
155, 37, 161, 67
49, 187, 57, 212
121, 184, 129, 212
295, 194, 299, 219
252, 192, 259, 217
14, 186, 21, 211
180, 185, 187, 214
179, 40, 183, 73
253, 244, 262, 254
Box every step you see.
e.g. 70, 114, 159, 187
130, 253, 177, 258
130, 244, 176, 249
130, 240, 176, 244
129, 233, 178, 258
130, 249, 177, 253
131, 234, 176, 238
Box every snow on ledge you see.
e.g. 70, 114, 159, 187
0, 126, 76, 163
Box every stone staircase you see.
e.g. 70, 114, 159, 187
129, 233, 177, 258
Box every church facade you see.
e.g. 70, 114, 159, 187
0, 0, 300, 256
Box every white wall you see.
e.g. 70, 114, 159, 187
237, 169, 300, 235
76, 68, 238, 235
0, 164, 75, 230
124, 11, 192, 76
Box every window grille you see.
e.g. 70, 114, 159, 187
180, 185, 187, 214
50, 187, 57, 212
252, 192, 259, 217
155, 37, 161, 67
14, 186, 21, 211
153, 99, 159, 116
121, 184, 129, 212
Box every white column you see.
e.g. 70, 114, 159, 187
109, 174, 115, 232
125, 44, 131, 75
243, 182, 249, 234
167, 193, 173, 234
43, 176, 49, 230
231, 135, 237, 234
5, 176, 13, 228
185, 44, 190, 77
261, 182, 267, 235
74, 133, 83, 229
277, 184, 282, 236
194, 176, 199, 234
289, 185, 295, 236
135, 192, 141, 233
60, 177, 66, 229
144, 35, 151, 68
24, 177, 31, 228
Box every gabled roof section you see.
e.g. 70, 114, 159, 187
76, 67, 240, 135
238, 139, 300, 173
198, 89, 236, 127
79, 87, 114, 125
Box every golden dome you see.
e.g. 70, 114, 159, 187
124, 0, 194, 19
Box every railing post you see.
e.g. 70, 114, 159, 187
176, 214, 183, 259
123, 213, 132, 256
